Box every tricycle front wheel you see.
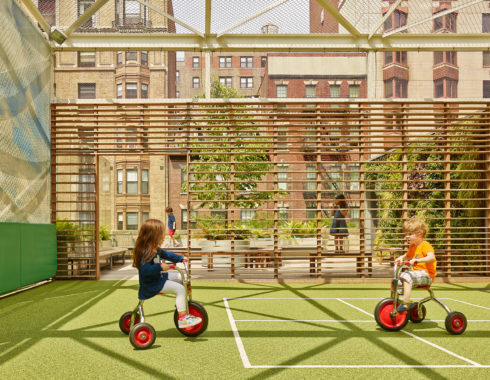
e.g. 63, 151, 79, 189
374, 298, 409, 331
174, 301, 209, 337
129, 323, 156, 349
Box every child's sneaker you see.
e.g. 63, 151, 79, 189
396, 303, 408, 313
397, 302, 415, 313
178, 314, 202, 328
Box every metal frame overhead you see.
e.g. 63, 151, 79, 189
19, 0, 490, 52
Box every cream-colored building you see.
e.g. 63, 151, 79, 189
49, 0, 177, 236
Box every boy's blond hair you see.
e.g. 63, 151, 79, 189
403, 217, 428, 237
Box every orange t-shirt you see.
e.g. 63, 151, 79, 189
406, 241, 437, 279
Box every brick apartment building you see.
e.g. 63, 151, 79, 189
45, 0, 490, 234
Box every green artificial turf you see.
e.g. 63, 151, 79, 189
0, 281, 489, 379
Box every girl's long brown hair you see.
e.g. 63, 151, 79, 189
133, 219, 165, 270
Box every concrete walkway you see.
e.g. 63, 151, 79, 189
100, 257, 393, 280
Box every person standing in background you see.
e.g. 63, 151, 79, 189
165, 207, 180, 247
330, 194, 349, 253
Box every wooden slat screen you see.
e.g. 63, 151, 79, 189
51, 101, 490, 280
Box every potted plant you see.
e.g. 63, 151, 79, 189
99, 225, 112, 248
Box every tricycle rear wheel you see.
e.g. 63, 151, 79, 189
174, 301, 209, 337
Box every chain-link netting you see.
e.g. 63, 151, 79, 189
0, 0, 52, 223
30, 0, 490, 36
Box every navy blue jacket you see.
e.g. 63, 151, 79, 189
168, 213, 176, 230
138, 248, 184, 300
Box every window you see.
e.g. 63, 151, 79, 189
182, 210, 197, 229
117, 169, 123, 193
78, 0, 95, 28
434, 78, 458, 98
240, 77, 253, 88
434, 51, 456, 65
126, 169, 138, 194
117, 212, 123, 230
329, 84, 340, 98
123, 0, 147, 26
78, 83, 96, 99
116, 84, 123, 99
261, 56, 267, 68
483, 14, 490, 33
434, 11, 457, 32
142, 212, 149, 224
141, 169, 149, 194
484, 51, 490, 67
78, 51, 95, 67
176, 51, 185, 61
39, 0, 56, 25
383, 9, 407, 31
349, 165, 360, 190
305, 164, 316, 191
176, 91, 180, 98
79, 212, 92, 225
277, 125, 288, 150
126, 83, 137, 98
240, 56, 253, 68
219, 77, 232, 87
192, 77, 200, 89
306, 202, 317, 220
276, 84, 287, 98
278, 207, 289, 220
141, 84, 148, 99
384, 78, 407, 98
141, 51, 148, 66
126, 212, 138, 230
305, 85, 316, 98
117, 51, 122, 65
240, 210, 256, 221
192, 56, 200, 69
385, 51, 407, 65
277, 166, 288, 191
349, 84, 360, 98
211, 210, 226, 220
126, 51, 137, 64
176, 71, 179, 83
219, 56, 232, 68
484, 81, 490, 98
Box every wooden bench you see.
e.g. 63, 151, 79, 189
99, 247, 128, 270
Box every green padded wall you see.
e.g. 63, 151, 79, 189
0, 223, 57, 295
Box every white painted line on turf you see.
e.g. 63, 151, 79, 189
336, 298, 373, 317
338, 298, 483, 367
223, 298, 251, 369
225, 297, 381, 300
443, 298, 490, 311
248, 365, 490, 368
235, 319, 373, 323
401, 330, 482, 367
235, 319, 490, 323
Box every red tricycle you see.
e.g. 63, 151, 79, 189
374, 261, 467, 335
119, 260, 208, 349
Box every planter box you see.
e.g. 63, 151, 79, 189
201, 253, 246, 268
199, 239, 250, 251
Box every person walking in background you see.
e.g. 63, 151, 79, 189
330, 194, 349, 253
165, 207, 180, 247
